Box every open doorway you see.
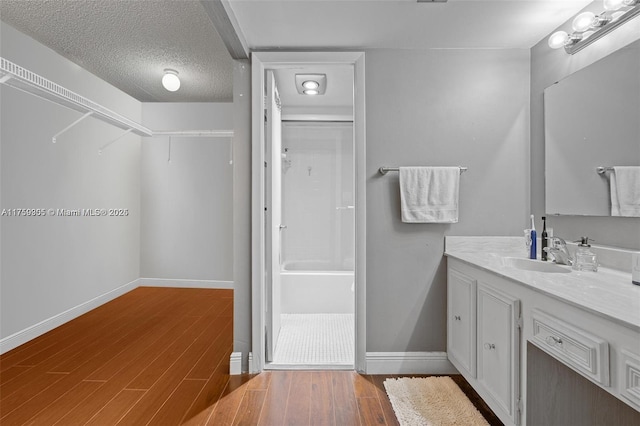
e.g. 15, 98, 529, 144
251, 52, 366, 372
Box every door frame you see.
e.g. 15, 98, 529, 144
251, 51, 366, 372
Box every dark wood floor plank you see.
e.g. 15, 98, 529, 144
257, 371, 293, 426
354, 372, 379, 398
368, 375, 401, 426
358, 396, 387, 425
84, 389, 147, 425
49, 314, 202, 425
0, 365, 32, 385
84, 315, 199, 381
23, 379, 105, 426
310, 371, 336, 426
0, 314, 165, 424
0, 288, 503, 426
247, 371, 272, 390
332, 371, 361, 426
284, 371, 312, 426
14, 287, 170, 370
181, 350, 232, 425
116, 316, 232, 425
146, 378, 208, 426
124, 314, 227, 391
185, 321, 233, 380
232, 389, 267, 426
0, 372, 67, 421
206, 375, 252, 426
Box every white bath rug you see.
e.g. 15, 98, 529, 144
272, 313, 354, 365
383, 376, 489, 426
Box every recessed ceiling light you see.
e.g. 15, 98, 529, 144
295, 74, 327, 95
162, 69, 180, 92
302, 80, 319, 90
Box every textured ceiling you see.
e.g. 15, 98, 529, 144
0, 0, 595, 104
229, 0, 594, 50
0, 0, 233, 102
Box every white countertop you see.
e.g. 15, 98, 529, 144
445, 236, 640, 331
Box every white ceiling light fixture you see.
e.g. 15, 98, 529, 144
549, 0, 640, 54
162, 69, 181, 92
295, 74, 327, 95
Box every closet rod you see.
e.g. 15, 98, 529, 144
0, 57, 153, 137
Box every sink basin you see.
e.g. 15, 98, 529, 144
502, 257, 571, 274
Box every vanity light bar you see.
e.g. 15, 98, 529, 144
549, 3, 640, 54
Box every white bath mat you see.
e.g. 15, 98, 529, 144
272, 313, 354, 365
383, 376, 489, 426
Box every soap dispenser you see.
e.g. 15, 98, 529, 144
573, 237, 598, 272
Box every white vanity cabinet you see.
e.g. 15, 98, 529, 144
477, 283, 521, 424
447, 261, 522, 426
447, 268, 476, 378
446, 237, 640, 426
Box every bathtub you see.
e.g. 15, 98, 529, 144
280, 263, 354, 314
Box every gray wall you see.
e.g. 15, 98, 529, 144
140, 103, 233, 281
530, 2, 640, 250
1, 22, 141, 338
365, 48, 531, 352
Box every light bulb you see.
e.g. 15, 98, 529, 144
604, 0, 626, 10
162, 69, 180, 92
573, 11, 596, 32
548, 31, 570, 49
603, 0, 637, 10
302, 80, 319, 90
303, 90, 319, 95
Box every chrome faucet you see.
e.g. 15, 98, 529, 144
544, 237, 573, 266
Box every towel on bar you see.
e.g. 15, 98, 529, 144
610, 166, 640, 217
399, 166, 460, 223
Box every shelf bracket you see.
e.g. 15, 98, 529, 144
98, 128, 133, 155
52, 111, 93, 143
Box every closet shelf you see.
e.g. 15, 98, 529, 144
1, 57, 153, 137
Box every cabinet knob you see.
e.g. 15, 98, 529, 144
545, 335, 563, 347
483, 343, 496, 350
454, 315, 461, 321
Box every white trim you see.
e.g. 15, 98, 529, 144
138, 278, 233, 289
251, 52, 366, 373
248, 352, 254, 373
230, 352, 243, 375
0, 278, 139, 354
365, 352, 458, 375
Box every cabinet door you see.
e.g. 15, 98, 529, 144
477, 283, 521, 425
447, 268, 477, 377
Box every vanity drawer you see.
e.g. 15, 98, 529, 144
620, 350, 640, 409
531, 310, 610, 387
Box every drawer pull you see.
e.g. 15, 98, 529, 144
484, 343, 496, 350
545, 335, 563, 347
454, 315, 461, 321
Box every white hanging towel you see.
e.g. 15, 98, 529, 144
610, 166, 640, 217
399, 166, 460, 223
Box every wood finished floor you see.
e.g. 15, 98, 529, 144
0, 287, 501, 425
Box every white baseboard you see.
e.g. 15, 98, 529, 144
138, 278, 233, 289
230, 352, 243, 375
365, 351, 458, 375
0, 279, 139, 354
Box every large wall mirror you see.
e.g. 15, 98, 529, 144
544, 39, 640, 216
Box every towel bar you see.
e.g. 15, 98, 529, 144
596, 166, 614, 174
378, 166, 468, 175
